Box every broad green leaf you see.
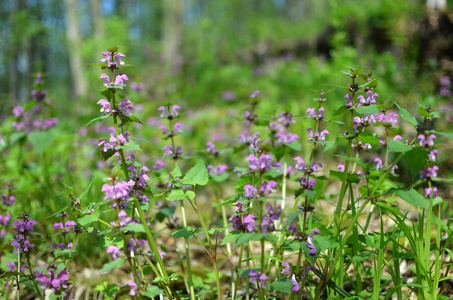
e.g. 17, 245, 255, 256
210, 172, 229, 183
142, 286, 165, 298
353, 105, 379, 115
394, 102, 418, 126
208, 226, 228, 234
100, 148, 116, 161
172, 163, 182, 178
426, 130, 453, 138
119, 114, 143, 125
78, 209, 100, 226
121, 223, 146, 233
236, 232, 264, 247
213, 194, 241, 208
28, 131, 55, 154
172, 226, 196, 239
64, 184, 74, 197
282, 140, 302, 151
387, 140, 415, 153
88, 62, 108, 68
102, 257, 126, 272
331, 106, 349, 120
84, 114, 110, 127
404, 147, 428, 179
185, 191, 195, 200
166, 189, 185, 201
9, 132, 26, 145
315, 235, 339, 252
391, 188, 428, 209
356, 134, 380, 145
182, 159, 209, 186
221, 231, 241, 245
270, 277, 293, 293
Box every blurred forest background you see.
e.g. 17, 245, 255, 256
2, 0, 453, 117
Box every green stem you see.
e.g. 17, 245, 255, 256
186, 196, 222, 300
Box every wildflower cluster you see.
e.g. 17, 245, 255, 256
12, 73, 58, 132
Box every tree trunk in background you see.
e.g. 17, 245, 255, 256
426, 0, 447, 10
9, 0, 20, 104
90, 0, 105, 38
161, 0, 183, 77
64, 0, 87, 99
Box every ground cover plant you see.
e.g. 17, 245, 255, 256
1, 43, 453, 300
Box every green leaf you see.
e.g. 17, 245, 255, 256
64, 184, 74, 197
121, 223, 146, 233
426, 130, 453, 138
221, 231, 241, 245
88, 62, 108, 68
236, 233, 265, 246
119, 114, 144, 125
404, 147, 428, 179
208, 226, 228, 234
213, 194, 241, 208
387, 140, 415, 153
353, 105, 379, 115
102, 257, 126, 272
28, 131, 55, 154
391, 188, 428, 209
100, 148, 116, 161
117, 143, 142, 151
356, 134, 381, 145
282, 140, 302, 151
270, 277, 293, 293
185, 191, 195, 200
394, 102, 418, 126
315, 235, 339, 252
210, 172, 230, 183
182, 159, 209, 186
172, 164, 182, 178
78, 209, 100, 226
172, 226, 196, 239
100, 88, 113, 100
286, 210, 303, 226
166, 189, 185, 201
331, 106, 349, 121
9, 132, 26, 145
142, 286, 165, 298
84, 114, 110, 127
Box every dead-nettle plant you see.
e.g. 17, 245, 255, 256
4, 45, 452, 300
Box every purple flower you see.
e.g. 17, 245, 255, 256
158, 105, 180, 119
106, 245, 121, 260
250, 90, 260, 98
425, 187, 438, 198
260, 180, 277, 196
162, 144, 182, 158
375, 157, 383, 169
97, 99, 111, 113
118, 99, 133, 115
243, 214, 256, 232
357, 90, 379, 105
299, 177, 315, 190
100, 73, 110, 86
243, 184, 258, 198
281, 262, 290, 275
337, 164, 345, 172
420, 166, 439, 179
429, 150, 439, 161
12, 106, 24, 117
1, 194, 15, 206
153, 159, 166, 170
291, 274, 300, 292
131, 82, 144, 92
101, 180, 134, 200
6, 262, 15, 272
418, 134, 436, 147
118, 210, 132, 227
35, 267, 69, 293
128, 166, 150, 188
128, 280, 138, 296
247, 154, 273, 172
207, 164, 228, 175
440, 75, 451, 85
114, 74, 128, 86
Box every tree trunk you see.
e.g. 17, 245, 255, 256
90, 0, 105, 38
161, 0, 183, 76
64, 0, 88, 99
427, 0, 447, 10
